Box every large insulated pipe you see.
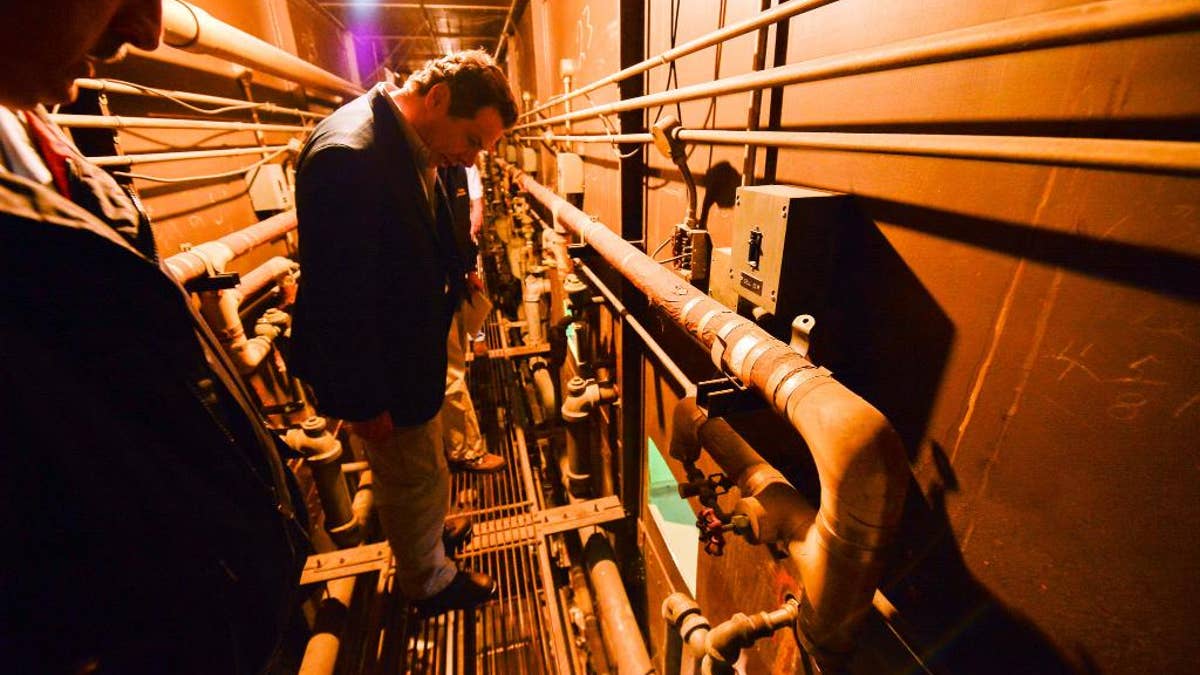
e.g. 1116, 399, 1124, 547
162, 0, 362, 98
510, 164, 909, 657
164, 210, 297, 284
584, 532, 654, 675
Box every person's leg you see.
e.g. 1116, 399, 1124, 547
442, 308, 485, 463
362, 416, 457, 599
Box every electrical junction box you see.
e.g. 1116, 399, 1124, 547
708, 246, 739, 309
246, 163, 293, 212
556, 152, 584, 194
730, 184, 850, 321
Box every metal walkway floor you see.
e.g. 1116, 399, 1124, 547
307, 314, 625, 674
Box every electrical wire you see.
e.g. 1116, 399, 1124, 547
112, 146, 290, 184
581, 91, 640, 159
99, 78, 281, 116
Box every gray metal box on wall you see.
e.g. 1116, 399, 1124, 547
730, 185, 850, 320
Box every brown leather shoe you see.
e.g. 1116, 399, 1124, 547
414, 569, 497, 616
449, 451, 507, 474
442, 516, 473, 556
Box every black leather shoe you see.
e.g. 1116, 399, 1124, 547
449, 451, 507, 474
414, 569, 497, 616
443, 516, 473, 556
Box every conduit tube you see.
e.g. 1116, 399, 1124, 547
584, 532, 654, 675
48, 114, 306, 133
164, 210, 297, 284
88, 144, 291, 168
162, 0, 362, 98
510, 164, 909, 658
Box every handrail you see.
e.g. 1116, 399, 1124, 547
519, 0, 836, 121
518, 130, 1200, 175
516, 0, 1200, 131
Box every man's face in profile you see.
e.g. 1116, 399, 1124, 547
0, 0, 161, 108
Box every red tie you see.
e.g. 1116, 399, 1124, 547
20, 110, 73, 197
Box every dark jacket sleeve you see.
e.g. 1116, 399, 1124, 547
292, 145, 390, 421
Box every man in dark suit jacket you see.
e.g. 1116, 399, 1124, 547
292, 50, 517, 614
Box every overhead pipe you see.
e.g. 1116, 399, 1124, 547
162, 0, 362, 98
74, 79, 326, 120
492, 0, 524, 62
518, 0, 837, 122
508, 163, 909, 659
88, 144, 291, 168
49, 113, 307, 134
519, 0, 1200, 131
583, 532, 655, 675
524, 129, 1200, 175
164, 210, 297, 284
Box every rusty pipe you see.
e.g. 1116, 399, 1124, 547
164, 210, 297, 284
584, 532, 654, 675
511, 164, 908, 657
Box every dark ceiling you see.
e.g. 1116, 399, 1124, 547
315, 1, 515, 76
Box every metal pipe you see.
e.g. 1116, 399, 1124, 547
164, 210, 297, 284
663, 592, 710, 675
519, 0, 1200, 131
162, 0, 362, 98
525, 130, 1200, 175
298, 576, 357, 675
492, 0, 522, 62
530, 356, 557, 419
569, 563, 614, 674
523, 273, 551, 344
561, 377, 618, 498
49, 113, 307, 134
284, 417, 362, 547
74, 78, 326, 120
574, 259, 697, 398
510, 164, 909, 659
518, 0, 836, 122
584, 532, 654, 675
89, 144, 291, 167
237, 256, 298, 303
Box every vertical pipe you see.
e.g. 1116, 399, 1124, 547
740, 0, 774, 186
584, 532, 654, 675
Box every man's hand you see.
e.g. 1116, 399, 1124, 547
466, 271, 485, 293
349, 410, 394, 442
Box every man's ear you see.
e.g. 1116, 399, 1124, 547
426, 82, 450, 114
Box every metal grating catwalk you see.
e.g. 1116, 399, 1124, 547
355, 313, 574, 675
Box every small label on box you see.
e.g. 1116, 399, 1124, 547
739, 272, 763, 295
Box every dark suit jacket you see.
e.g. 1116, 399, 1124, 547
292, 86, 463, 424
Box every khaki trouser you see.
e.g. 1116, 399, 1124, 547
442, 308, 485, 462
361, 413, 457, 599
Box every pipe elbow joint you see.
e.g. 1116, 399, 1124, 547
669, 397, 707, 464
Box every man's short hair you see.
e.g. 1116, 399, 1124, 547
406, 50, 518, 127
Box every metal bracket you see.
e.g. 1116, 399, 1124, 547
695, 375, 765, 418
299, 542, 391, 585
